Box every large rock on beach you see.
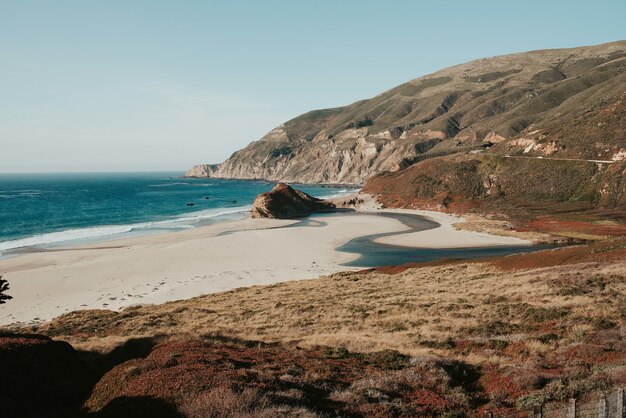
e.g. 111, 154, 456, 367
251, 183, 335, 219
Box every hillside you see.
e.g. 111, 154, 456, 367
363, 155, 626, 215
186, 41, 626, 184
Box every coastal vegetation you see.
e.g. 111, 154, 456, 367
0, 277, 12, 304
0, 237, 621, 416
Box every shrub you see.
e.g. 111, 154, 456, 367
179, 386, 317, 418
0, 276, 12, 304
523, 306, 570, 322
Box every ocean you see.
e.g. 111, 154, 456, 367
0, 172, 355, 255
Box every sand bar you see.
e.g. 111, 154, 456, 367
373, 209, 531, 248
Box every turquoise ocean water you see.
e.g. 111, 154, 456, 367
0, 172, 354, 255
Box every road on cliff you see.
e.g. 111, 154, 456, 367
499, 154, 616, 164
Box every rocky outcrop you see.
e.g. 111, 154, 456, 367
0, 333, 96, 418
186, 41, 626, 184
251, 183, 336, 218
185, 163, 220, 178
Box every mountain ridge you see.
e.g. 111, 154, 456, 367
186, 40, 626, 185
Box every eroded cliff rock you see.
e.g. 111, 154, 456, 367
185, 163, 220, 178
251, 183, 336, 219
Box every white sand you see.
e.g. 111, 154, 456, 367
373, 209, 531, 248
0, 209, 531, 325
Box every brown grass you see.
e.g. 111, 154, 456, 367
180, 386, 317, 418
35, 251, 625, 366
487, 239, 626, 271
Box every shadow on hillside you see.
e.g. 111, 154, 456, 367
86, 396, 183, 418
440, 360, 488, 408
199, 331, 272, 347
77, 336, 158, 375
0, 333, 162, 418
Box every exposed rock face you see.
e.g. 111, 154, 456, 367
186, 41, 626, 184
251, 183, 336, 218
0, 333, 96, 418
185, 163, 219, 178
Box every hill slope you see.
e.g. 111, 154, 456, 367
23, 240, 626, 416
363, 155, 626, 215
186, 40, 626, 184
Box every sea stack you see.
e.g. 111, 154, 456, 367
251, 183, 336, 219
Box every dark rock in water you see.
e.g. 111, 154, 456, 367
232, 200, 237, 203
0, 333, 97, 418
252, 183, 335, 219
186, 202, 194, 206
204, 196, 210, 199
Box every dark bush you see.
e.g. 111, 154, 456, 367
0, 276, 12, 304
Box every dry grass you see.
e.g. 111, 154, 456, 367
454, 214, 552, 243
180, 386, 317, 418
35, 250, 626, 366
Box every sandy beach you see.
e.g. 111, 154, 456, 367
374, 209, 531, 248
0, 208, 530, 325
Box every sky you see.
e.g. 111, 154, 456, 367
1, 1, 625, 173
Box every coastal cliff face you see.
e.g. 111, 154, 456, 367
186, 41, 626, 185
184, 163, 220, 178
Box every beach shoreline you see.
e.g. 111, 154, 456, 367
0, 204, 532, 326
0, 173, 361, 257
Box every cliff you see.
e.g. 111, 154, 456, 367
186, 40, 626, 185
184, 163, 220, 178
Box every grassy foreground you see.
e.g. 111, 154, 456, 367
10, 238, 622, 416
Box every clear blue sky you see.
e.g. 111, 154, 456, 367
1, 0, 625, 172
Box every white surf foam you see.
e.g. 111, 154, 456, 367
0, 205, 252, 253
317, 188, 360, 200
148, 182, 192, 187
0, 225, 136, 252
